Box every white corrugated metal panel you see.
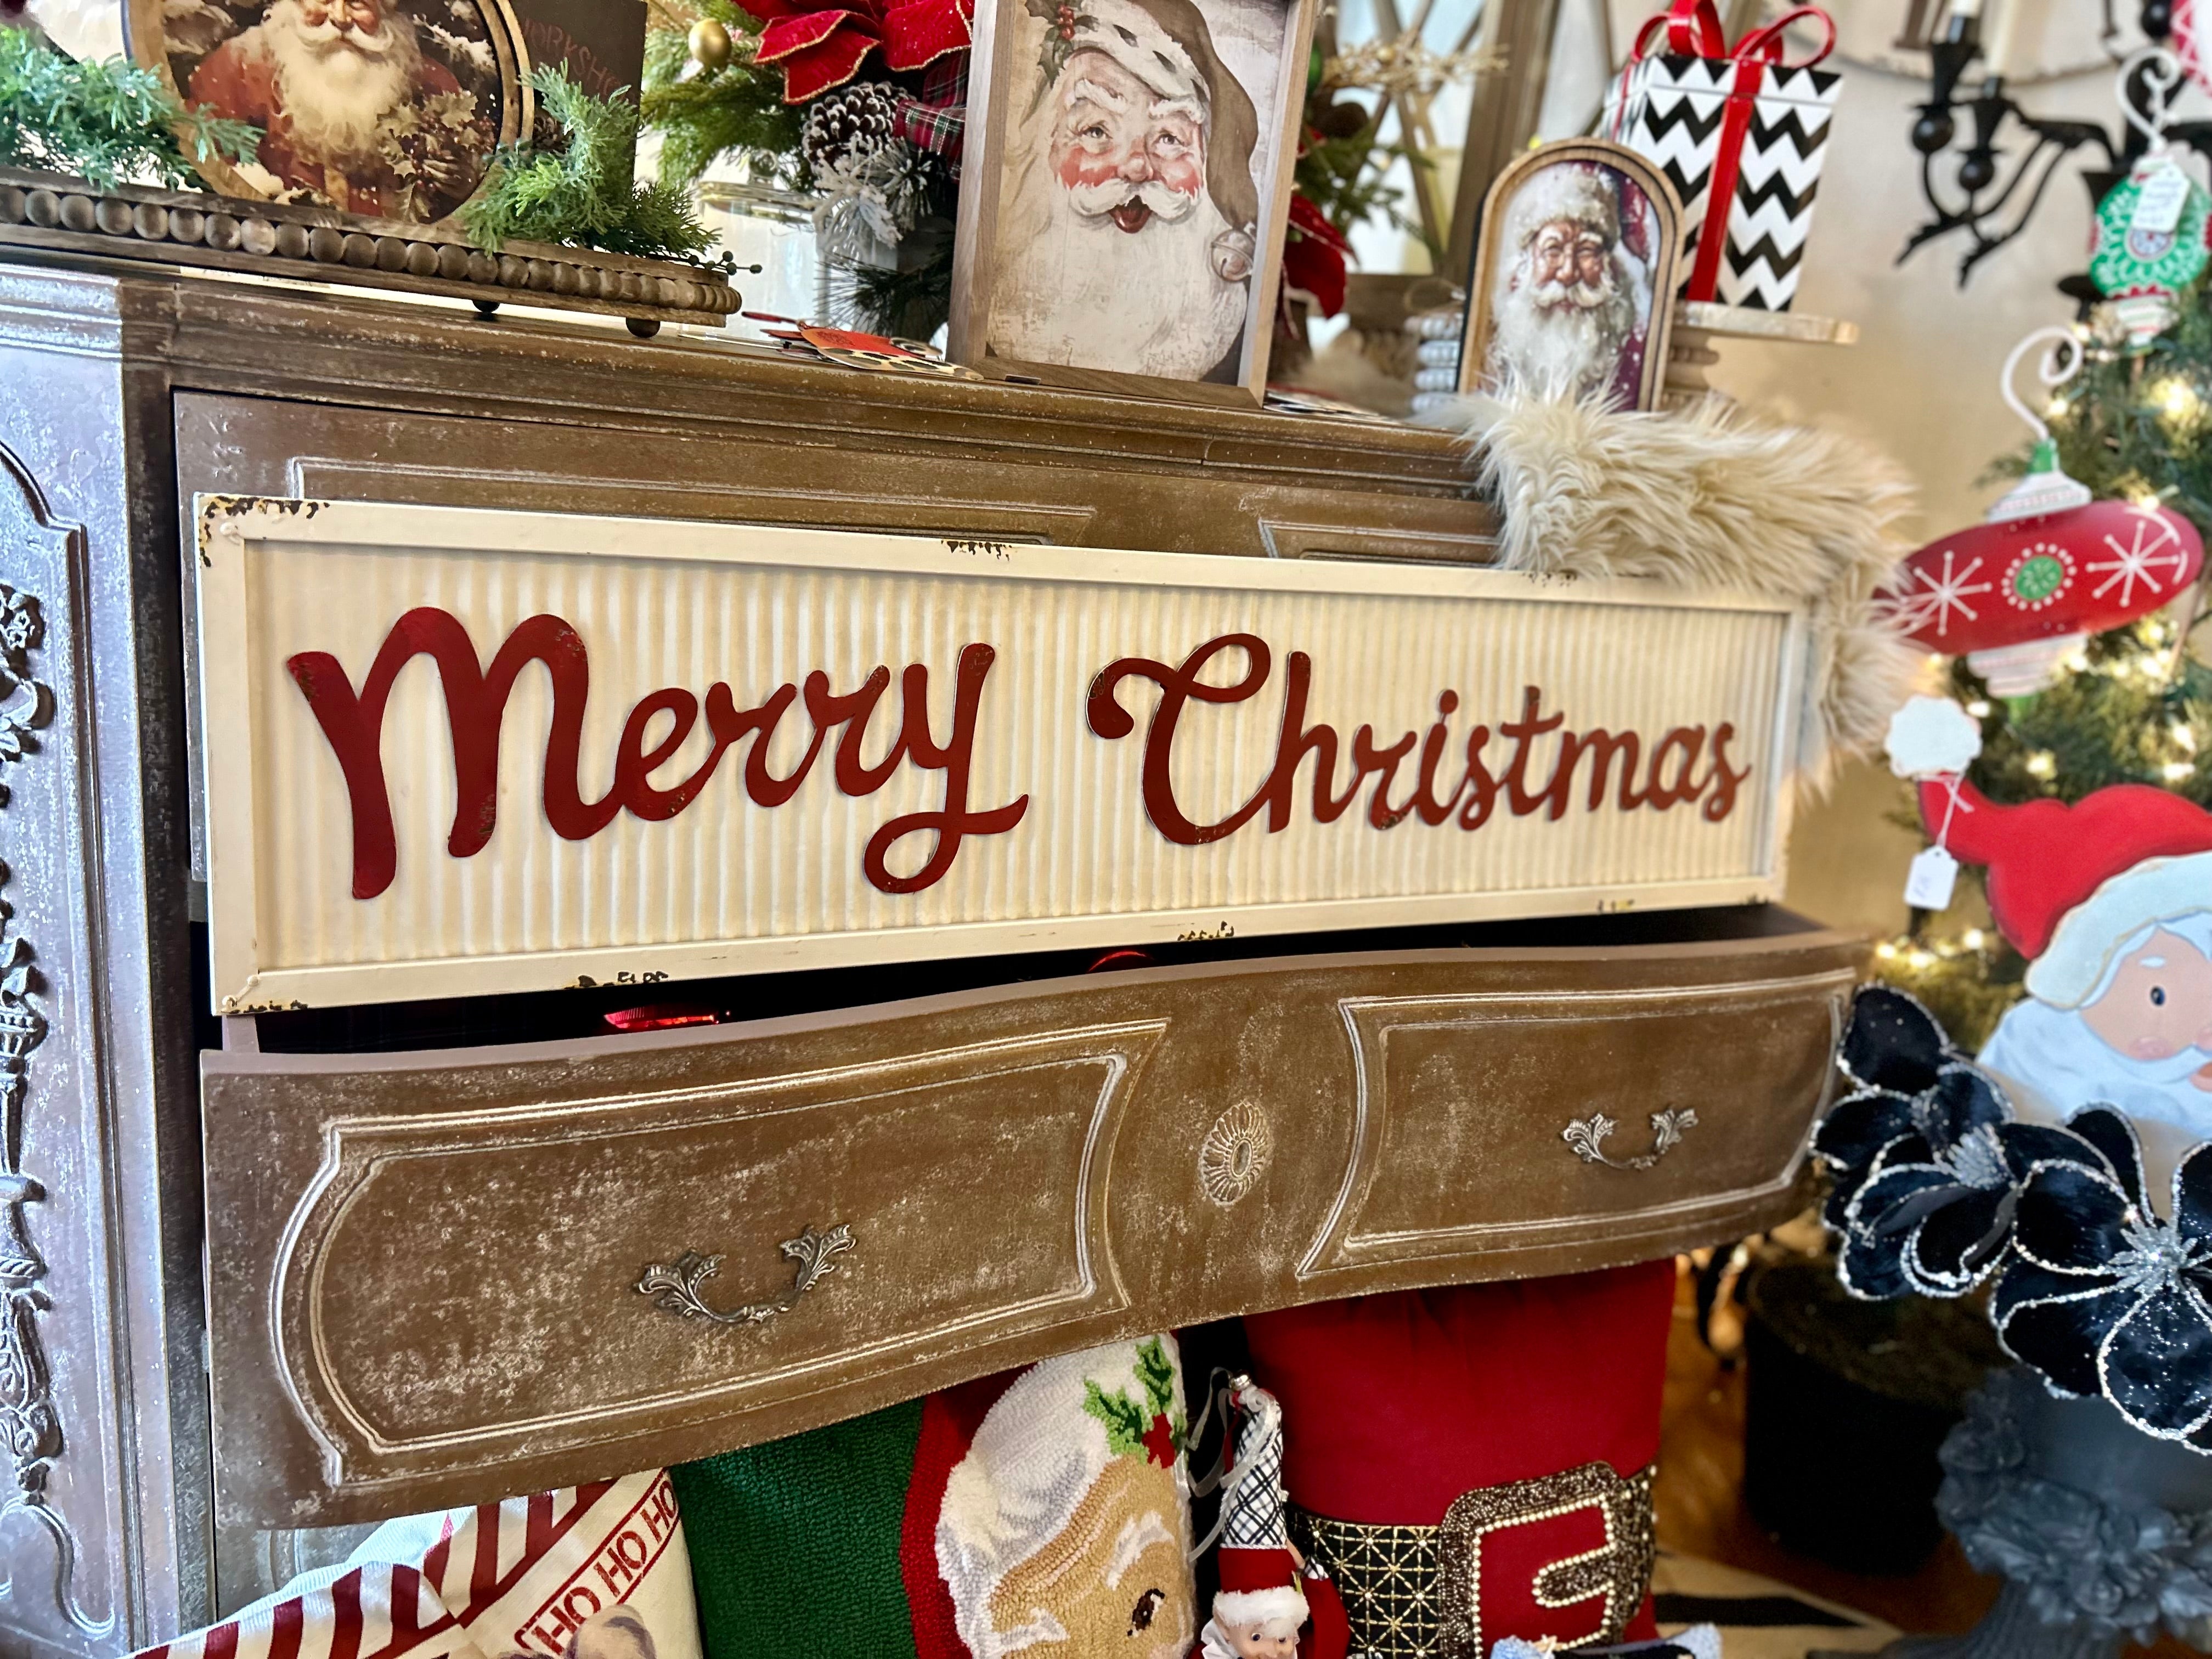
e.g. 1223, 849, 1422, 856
194, 498, 1807, 1010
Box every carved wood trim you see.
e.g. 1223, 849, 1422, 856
0, 440, 106, 1639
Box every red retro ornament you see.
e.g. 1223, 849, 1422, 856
1879, 327, 2205, 695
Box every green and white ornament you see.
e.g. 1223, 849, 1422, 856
2091, 52, 2211, 346
2091, 153, 2210, 346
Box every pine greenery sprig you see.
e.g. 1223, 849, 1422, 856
0, 28, 261, 193
832, 248, 953, 338
641, 12, 807, 194
461, 64, 714, 260
1295, 112, 1423, 251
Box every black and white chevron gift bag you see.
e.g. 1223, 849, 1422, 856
1603, 47, 1839, 310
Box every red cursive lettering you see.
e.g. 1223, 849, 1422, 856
1085, 639, 1752, 843
287, 610, 1028, 900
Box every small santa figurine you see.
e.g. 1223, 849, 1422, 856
1198, 1379, 1349, 1659
1889, 696, 2212, 1198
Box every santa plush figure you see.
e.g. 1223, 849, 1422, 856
1889, 696, 2212, 1199
1199, 1380, 1350, 1659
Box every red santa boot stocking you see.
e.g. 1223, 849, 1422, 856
1244, 1262, 1675, 1658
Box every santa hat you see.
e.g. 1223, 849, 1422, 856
1244, 1266, 1674, 1656
1212, 1383, 1311, 1630
1915, 776, 2212, 1007
1505, 163, 1622, 252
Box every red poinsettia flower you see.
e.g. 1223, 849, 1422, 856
744, 0, 887, 101
1282, 191, 1352, 318
1141, 1412, 1177, 1469
742, 0, 969, 100
883, 0, 973, 70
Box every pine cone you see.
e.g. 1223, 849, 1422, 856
802, 81, 905, 174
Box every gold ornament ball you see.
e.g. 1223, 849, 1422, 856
689, 18, 733, 70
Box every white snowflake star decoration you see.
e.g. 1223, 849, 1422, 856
1888, 546, 1993, 637
2087, 510, 2190, 609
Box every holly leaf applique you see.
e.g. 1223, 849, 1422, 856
1083, 1376, 1150, 1458
1136, 1338, 1187, 1444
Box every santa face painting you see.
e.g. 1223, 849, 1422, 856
1480, 161, 1659, 409
172, 0, 501, 220
985, 0, 1274, 382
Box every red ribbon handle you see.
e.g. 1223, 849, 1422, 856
1632, 0, 1726, 61
1728, 5, 1836, 66
1630, 0, 1834, 65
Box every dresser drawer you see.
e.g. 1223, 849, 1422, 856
202, 931, 1858, 1526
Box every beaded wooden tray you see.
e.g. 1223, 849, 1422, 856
0, 166, 740, 336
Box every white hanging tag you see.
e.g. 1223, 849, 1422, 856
2134, 154, 2192, 235
1904, 845, 1960, 910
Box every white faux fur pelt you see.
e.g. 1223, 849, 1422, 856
1462, 392, 1923, 791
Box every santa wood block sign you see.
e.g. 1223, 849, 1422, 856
191, 498, 1810, 1011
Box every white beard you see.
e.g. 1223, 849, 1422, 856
1484, 254, 1640, 403
251, 0, 423, 164
988, 150, 1247, 381
1979, 996, 2212, 1214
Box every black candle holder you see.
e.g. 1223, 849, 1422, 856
1903, 1, 2212, 286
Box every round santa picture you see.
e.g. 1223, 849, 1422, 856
1464, 140, 1682, 413
134, 0, 522, 223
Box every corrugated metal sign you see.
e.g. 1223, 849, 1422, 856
193, 497, 1808, 1011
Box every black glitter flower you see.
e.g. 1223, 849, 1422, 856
1817, 985, 1968, 1218
1817, 987, 2088, 1299
1999, 1106, 2212, 1445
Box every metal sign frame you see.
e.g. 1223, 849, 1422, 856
194, 495, 1808, 1011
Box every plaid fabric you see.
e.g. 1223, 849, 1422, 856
899, 55, 967, 164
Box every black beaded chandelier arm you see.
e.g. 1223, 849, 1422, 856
1904, 0, 2209, 285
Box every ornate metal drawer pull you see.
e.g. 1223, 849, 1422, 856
1562, 1109, 1697, 1172
636, 1222, 854, 1326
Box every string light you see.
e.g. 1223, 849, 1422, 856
1966, 700, 1992, 717
2154, 378, 2204, 422
2163, 760, 2196, 781
1963, 928, 1985, 950
2026, 751, 2058, 778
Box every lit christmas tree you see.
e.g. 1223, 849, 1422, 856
1880, 288, 2212, 1051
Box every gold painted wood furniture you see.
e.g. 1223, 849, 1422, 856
0, 248, 1861, 1657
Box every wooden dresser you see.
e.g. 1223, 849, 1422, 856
0, 255, 1861, 1659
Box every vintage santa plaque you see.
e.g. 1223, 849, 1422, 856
192, 496, 1809, 1010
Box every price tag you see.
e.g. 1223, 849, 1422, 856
1904, 845, 1960, 911
2134, 156, 2192, 236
